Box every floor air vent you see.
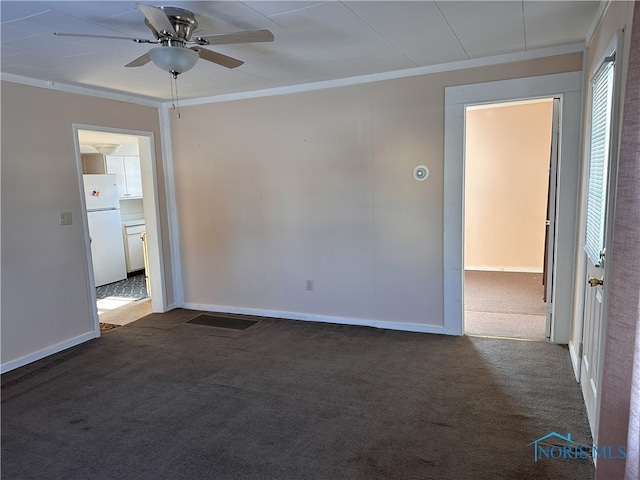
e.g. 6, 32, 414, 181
186, 314, 259, 330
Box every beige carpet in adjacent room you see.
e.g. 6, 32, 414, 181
464, 270, 547, 341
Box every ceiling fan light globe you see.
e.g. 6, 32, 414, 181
149, 46, 198, 74
93, 144, 121, 155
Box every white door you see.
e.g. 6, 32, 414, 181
544, 98, 560, 339
581, 258, 605, 436
579, 52, 619, 439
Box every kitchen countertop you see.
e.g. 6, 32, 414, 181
122, 217, 145, 227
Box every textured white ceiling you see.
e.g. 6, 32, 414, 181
1, 1, 601, 102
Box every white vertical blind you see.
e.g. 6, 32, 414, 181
585, 60, 615, 266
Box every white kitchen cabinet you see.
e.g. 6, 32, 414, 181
123, 157, 143, 197
124, 223, 146, 273
106, 155, 143, 198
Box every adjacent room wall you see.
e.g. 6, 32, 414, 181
464, 100, 553, 273
0, 82, 171, 370
169, 52, 582, 331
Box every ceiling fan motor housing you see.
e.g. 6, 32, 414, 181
145, 6, 198, 45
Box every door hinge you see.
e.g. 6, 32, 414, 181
579, 342, 583, 358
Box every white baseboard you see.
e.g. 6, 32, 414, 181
0, 305, 448, 374
464, 266, 544, 274
182, 302, 448, 335
159, 302, 179, 313
1, 331, 98, 374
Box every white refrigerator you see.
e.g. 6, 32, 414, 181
83, 174, 127, 287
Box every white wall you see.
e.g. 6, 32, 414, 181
465, 100, 553, 272
0, 82, 169, 371
171, 77, 444, 329
0, 51, 584, 370
169, 53, 583, 332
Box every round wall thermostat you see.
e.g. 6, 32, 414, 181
413, 165, 429, 181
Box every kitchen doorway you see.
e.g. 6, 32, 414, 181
462, 99, 554, 341
75, 126, 163, 332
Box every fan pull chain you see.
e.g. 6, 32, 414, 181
169, 72, 182, 119
173, 76, 181, 119
169, 72, 176, 110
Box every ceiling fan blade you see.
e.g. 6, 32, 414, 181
125, 53, 151, 68
192, 47, 244, 69
194, 29, 274, 46
54, 32, 154, 44
136, 4, 178, 37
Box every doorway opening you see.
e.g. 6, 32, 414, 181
75, 126, 162, 332
463, 98, 555, 341
444, 72, 583, 346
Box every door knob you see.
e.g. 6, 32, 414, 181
588, 277, 604, 287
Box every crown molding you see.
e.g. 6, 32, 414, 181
166, 42, 585, 108
0, 73, 162, 108
2, 41, 585, 109
585, 1, 612, 46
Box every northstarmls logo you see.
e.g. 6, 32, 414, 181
528, 432, 626, 462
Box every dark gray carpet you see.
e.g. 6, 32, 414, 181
1, 310, 593, 480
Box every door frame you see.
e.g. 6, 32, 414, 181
443, 72, 583, 341
73, 124, 168, 334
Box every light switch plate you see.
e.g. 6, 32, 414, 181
60, 211, 73, 225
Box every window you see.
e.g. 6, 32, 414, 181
584, 59, 615, 267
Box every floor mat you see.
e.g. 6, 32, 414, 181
186, 314, 259, 330
99, 322, 120, 331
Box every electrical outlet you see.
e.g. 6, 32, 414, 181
306, 280, 314, 291
59, 211, 73, 225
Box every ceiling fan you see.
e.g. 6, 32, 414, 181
54, 4, 274, 78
